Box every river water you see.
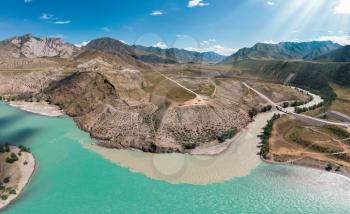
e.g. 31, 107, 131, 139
1, 102, 350, 214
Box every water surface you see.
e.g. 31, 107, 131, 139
1, 102, 350, 214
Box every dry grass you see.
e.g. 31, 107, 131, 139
269, 115, 350, 169
330, 84, 350, 116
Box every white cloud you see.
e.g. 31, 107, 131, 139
266, 1, 275, 6
150, 10, 164, 16
75, 41, 90, 48
102, 27, 111, 32
153, 42, 168, 49
185, 45, 238, 56
24, 0, 32, 3
200, 38, 217, 45
40, 13, 70, 24
316, 35, 350, 45
53, 20, 71, 25
262, 40, 279, 44
187, 0, 210, 8
40, 13, 55, 20
176, 34, 189, 38
334, 0, 350, 15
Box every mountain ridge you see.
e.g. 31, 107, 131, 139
221, 41, 341, 64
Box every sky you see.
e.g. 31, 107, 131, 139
0, 0, 350, 55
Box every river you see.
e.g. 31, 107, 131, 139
1, 102, 350, 213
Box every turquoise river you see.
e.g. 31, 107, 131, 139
0, 102, 350, 214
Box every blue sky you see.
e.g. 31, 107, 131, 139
1, 0, 350, 55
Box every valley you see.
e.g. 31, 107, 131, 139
0, 34, 349, 212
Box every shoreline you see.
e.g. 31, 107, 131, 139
261, 156, 350, 180
7, 101, 64, 117
0, 146, 36, 211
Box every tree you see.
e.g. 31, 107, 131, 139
249, 108, 258, 118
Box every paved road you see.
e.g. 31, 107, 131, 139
242, 82, 350, 129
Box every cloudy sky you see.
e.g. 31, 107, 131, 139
0, 0, 350, 55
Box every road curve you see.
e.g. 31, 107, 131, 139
242, 82, 350, 128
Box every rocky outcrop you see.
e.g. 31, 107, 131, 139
0, 34, 78, 59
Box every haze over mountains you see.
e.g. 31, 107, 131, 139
221, 41, 342, 63
315, 45, 350, 62
1, 34, 349, 66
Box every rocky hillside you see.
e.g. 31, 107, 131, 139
0, 34, 78, 59
134, 45, 225, 64
314, 45, 350, 62
85, 37, 225, 64
34, 69, 251, 153
221, 41, 341, 63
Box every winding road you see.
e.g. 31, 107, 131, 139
242, 82, 350, 129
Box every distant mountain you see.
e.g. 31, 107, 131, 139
133, 45, 225, 64
314, 45, 350, 62
0, 34, 78, 59
85, 37, 225, 64
85, 37, 135, 56
221, 41, 341, 63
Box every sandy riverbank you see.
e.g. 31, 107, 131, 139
84, 111, 278, 184
8, 101, 64, 117
0, 146, 36, 211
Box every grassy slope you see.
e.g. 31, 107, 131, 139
231, 59, 350, 103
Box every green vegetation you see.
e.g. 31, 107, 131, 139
294, 102, 324, 114
291, 100, 306, 107
248, 108, 258, 118
260, 105, 272, 113
333, 66, 350, 87
18, 145, 30, 153
3, 177, 10, 184
325, 164, 333, 171
183, 143, 197, 150
9, 189, 16, 195
258, 114, 281, 159
282, 102, 289, 108
55, 101, 65, 110
0, 194, 8, 200
6, 153, 19, 164
217, 128, 238, 143
0, 144, 10, 153
325, 126, 350, 139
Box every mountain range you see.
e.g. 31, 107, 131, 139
314, 45, 350, 62
1, 34, 349, 65
221, 41, 342, 63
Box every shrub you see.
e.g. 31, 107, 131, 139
3, 177, 10, 183
325, 164, 332, 171
9, 189, 16, 195
19, 145, 30, 153
217, 129, 238, 143
282, 102, 289, 108
183, 143, 197, 150
248, 108, 258, 118
6, 153, 18, 163
0, 195, 8, 200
